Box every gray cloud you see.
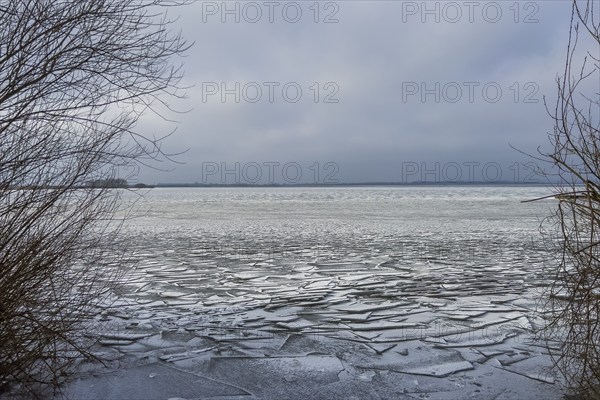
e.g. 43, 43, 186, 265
134, 1, 590, 184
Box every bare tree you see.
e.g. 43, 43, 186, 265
539, 0, 600, 397
0, 0, 190, 397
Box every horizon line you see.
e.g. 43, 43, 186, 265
149, 181, 562, 188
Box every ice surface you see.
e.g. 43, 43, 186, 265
48, 187, 564, 400
60, 363, 250, 399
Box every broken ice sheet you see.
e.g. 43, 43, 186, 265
365, 343, 397, 355
402, 360, 474, 377
98, 332, 153, 341
275, 319, 315, 331
444, 310, 488, 321
494, 366, 556, 384
337, 312, 372, 322
348, 321, 421, 332
435, 329, 518, 348
332, 301, 408, 314
159, 346, 217, 363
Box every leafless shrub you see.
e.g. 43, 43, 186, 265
0, 0, 190, 397
536, 1, 600, 397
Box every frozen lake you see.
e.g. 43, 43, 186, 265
67, 186, 565, 399
117, 185, 556, 314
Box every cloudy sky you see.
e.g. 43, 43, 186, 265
135, 1, 594, 185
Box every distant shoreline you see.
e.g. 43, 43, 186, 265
11, 181, 570, 190
152, 181, 560, 188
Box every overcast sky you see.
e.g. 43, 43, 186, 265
134, 0, 595, 185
